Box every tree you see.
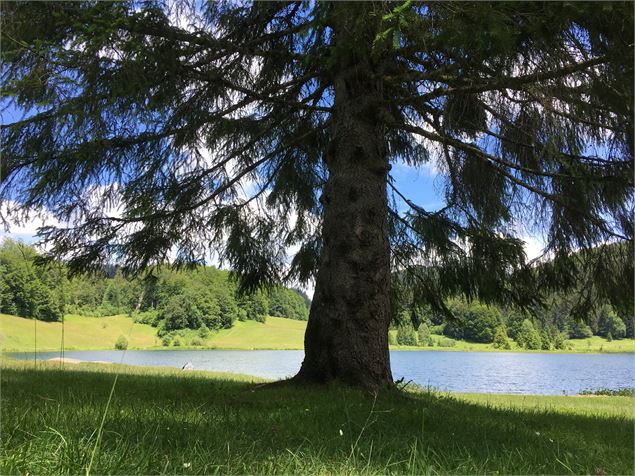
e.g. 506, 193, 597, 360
569, 321, 593, 339
396, 323, 418, 346
2, 2, 632, 387
597, 305, 627, 339
0, 240, 64, 321
516, 319, 542, 350
444, 300, 501, 343
159, 295, 200, 331
492, 326, 511, 350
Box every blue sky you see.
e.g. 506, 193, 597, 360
1, 159, 446, 241
1, 135, 546, 299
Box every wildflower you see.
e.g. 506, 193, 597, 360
535, 431, 540, 436
183, 462, 191, 469
339, 429, 343, 436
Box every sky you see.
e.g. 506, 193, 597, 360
0, 4, 548, 298
0, 154, 545, 299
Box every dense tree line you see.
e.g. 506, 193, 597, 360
392, 295, 632, 349
391, 241, 633, 348
0, 240, 309, 333
0, 240, 65, 322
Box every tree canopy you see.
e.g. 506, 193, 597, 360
2, 1, 632, 386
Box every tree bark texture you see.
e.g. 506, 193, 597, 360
295, 4, 393, 387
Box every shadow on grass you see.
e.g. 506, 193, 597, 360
1, 362, 633, 474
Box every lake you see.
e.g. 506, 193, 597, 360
8, 349, 634, 395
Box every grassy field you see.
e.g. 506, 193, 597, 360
0, 313, 160, 351
0, 313, 305, 352
2, 312, 633, 353
205, 317, 306, 349
1, 358, 633, 475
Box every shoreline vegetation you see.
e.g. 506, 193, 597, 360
2, 358, 633, 475
2, 312, 634, 354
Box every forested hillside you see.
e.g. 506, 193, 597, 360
390, 297, 632, 351
0, 240, 309, 337
2, 238, 631, 351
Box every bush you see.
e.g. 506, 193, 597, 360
516, 320, 541, 350
492, 326, 511, 349
198, 324, 211, 339
114, 335, 128, 350
437, 337, 456, 347
133, 310, 159, 326
423, 336, 434, 347
396, 324, 418, 346
417, 323, 431, 342
190, 337, 203, 346
553, 332, 567, 350
430, 323, 446, 335
172, 337, 182, 347
569, 321, 593, 339
161, 335, 172, 347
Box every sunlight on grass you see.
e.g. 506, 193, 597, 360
1, 359, 632, 475
3, 312, 633, 354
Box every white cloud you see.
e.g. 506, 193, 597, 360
0, 201, 60, 248
521, 234, 546, 261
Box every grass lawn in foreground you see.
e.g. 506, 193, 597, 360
1, 359, 632, 475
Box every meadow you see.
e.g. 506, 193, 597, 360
0, 313, 305, 352
1, 358, 633, 475
2, 312, 633, 353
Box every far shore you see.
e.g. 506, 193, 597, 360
2, 344, 633, 354
2, 312, 633, 354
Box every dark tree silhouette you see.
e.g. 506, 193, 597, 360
2, 1, 632, 386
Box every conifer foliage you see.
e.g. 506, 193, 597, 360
2, 2, 632, 386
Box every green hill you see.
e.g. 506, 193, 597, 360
0, 313, 306, 352
2, 312, 632, 353
0, 313, 160, 351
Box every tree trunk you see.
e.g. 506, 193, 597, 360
294, 4, 393, 388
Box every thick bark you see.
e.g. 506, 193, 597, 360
294, 5, 393, 388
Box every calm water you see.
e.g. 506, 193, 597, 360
8, 349, 634, 395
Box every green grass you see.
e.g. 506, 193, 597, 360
0, 313, 306, 352
565, 335, 635, 353
2, 312, 633, 353
0, 313, 160, 352
1, 359, 632, 475
203, 317, 306, 349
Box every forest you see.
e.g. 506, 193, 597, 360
0, 240, 310, 339
2, 238, 630, 350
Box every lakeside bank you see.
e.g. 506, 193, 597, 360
2, 313, 634, 354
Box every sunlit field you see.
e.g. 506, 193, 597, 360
3, 313, 633, 353
1, 358, 632, 475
